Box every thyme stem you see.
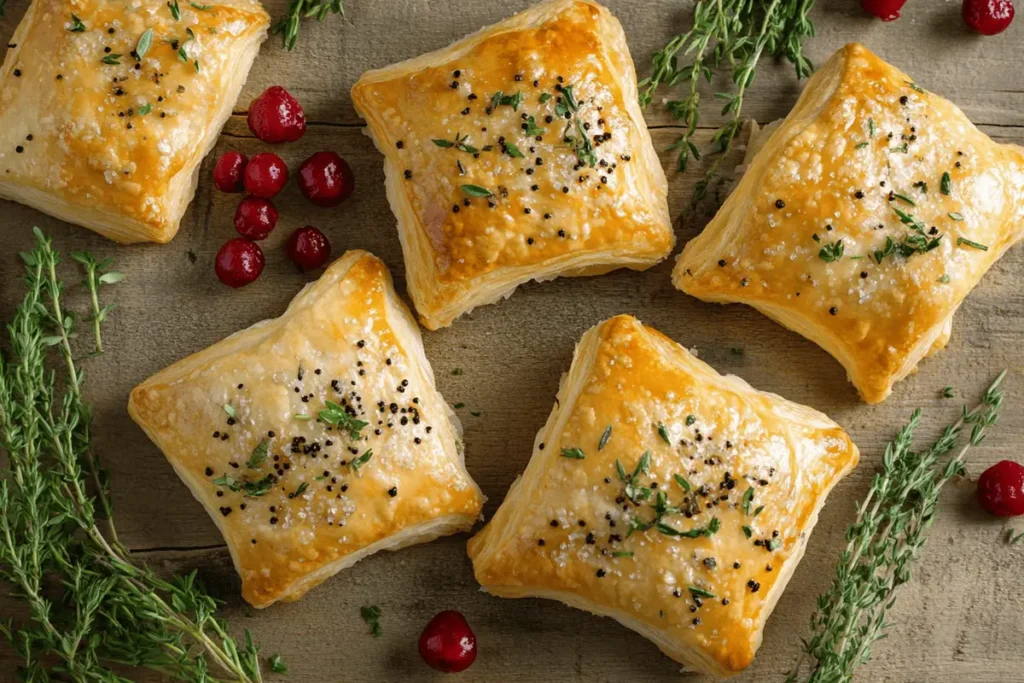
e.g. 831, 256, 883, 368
786, 371, 1007, 682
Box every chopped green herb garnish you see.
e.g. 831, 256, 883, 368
940, 172, 952, 195
612, 551, 634, 558
657, 517, 720, 538
269, 654, 288, 673
452, 368, 463, 376
855, 141, 869, 149
168, 0, 181, 20
349, 450, 373, 474
190, 1, 212, 8
360, 605, 382, 638
1008, 529, 1024, 546
523, 115, 545, 136
819, 240, 844, 263
539, 92, 552, 103
688, 586, 716, 599
318, 400, 368, 439
742, 525, 753, 538
69, 13, 86, 32
223, 404, 236, 419
938, 274, 951, 284
293, 413, 312, 420
685, 414, 696, 426
657, 422, 671, 445
753, 505, 765, 517
470, 411, 482, 417
490, 90, 523, 111
101, 54, 122, 65
453, 402, 465, 409
674, 473, 691, 492
868, 118, 875, 137
561, 447, 585, 459
137, 103, 153, 116
432, 139, 453, 148
246, 440, 268, 469
948, 212, 964, 221
598, 426, 612, 451
288, 482, 308, 499
768, 538, 782, 551
956, 237, 987, 250
742, 487, 755, 515
136, 28, 154, 60
941, 386, 954, 399
892, 192, 915, 206
504, 142, 524, 158
460, 184, 492, 198
907, 81, 925, 93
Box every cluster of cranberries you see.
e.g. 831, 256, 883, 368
211, 86, 355, 288
861, 0, 1014, 33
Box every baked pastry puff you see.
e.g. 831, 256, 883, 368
468, 315, 858, 677
129, 251, 484, 608
351, 0, 673, 330
0, 0, 269, 244
674, 43, 1024, 403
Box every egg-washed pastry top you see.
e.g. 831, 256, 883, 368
129, 251, 484, 608
674, 43, 1024, 404
0, 0, 269, 244
468, 315, 859, 677
351, 0, 673, 330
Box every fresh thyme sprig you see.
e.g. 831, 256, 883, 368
0, 229, 272, 682
785, 370, 1007, 683
273, 0, 344, 51
640, 0, 815, 202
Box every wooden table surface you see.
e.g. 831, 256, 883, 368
2, 1, 1024, 681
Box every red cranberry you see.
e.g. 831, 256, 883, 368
977, 460, 1024, 516
861, 0, 908, 20
215, 238, 264, 288
234, 197, 278, 240
248, 85, 306, 144
418, 610, 476, 673
213, 151, 248, 192
297, 152, 355, 207
285, 226, 331, 270
963, 0, 1015, 34
244, 153, 289, 198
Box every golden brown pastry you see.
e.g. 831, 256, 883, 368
468, 315, 858, 677
351, 0, 673, 330
129, 251, 484, 608
0, 0, 269, 244
674, 43, 1024, 404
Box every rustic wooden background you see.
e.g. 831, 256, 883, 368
2, 1, 1024, 681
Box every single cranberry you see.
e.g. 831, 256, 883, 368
285, 226, 331, 270
234, 197, 278, 240
977, 460, 1024, 516
297, 152, 355, 207
215, 238, 264, 288
963, 0, 1015, 34
248, 85, 306, 143
213, 151, 248, 192
861, 0, 908, 20
419, 610, 476, 673
244, 153, 289, 198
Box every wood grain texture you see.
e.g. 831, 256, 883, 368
2, 0, 1024, 681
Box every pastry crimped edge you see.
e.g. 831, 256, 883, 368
129, 251, 483, 606
352, 0, 672, 330
468, 315, 859, 677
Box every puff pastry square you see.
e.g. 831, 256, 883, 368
467, 315, 858, 677
0, 0, 269, 244
129, 251, 484, 608
674, 43, 1024, 404
351, 0, 673, 329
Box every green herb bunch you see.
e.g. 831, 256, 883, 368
273, 0, 344, 51
785, 371, 1007, 682
639, 0, 816, 201
0, 229, 275, 682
